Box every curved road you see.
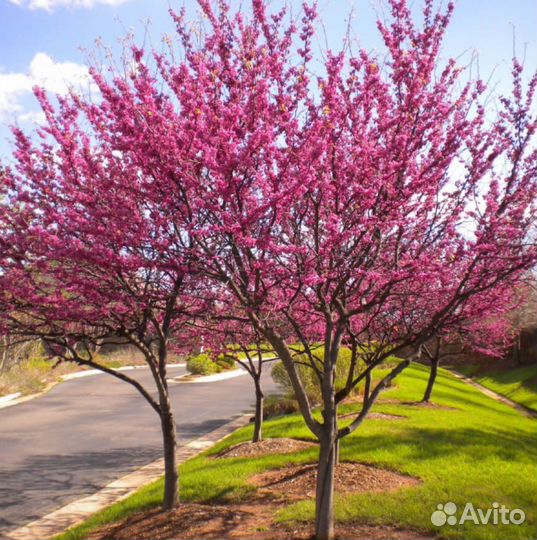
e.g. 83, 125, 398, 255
0, 365, 277, 536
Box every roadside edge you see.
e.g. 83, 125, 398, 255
0, 363, 186, 410
449, 369, 537, 419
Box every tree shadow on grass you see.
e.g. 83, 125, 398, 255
342, 424, 537, 465
384, 368, 530, 419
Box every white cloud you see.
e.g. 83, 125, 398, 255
9, 0, 130, 11
0, 52, 92, 121
0, 72, 32, 116
17, 110, 47, 124
29, 52, 91, 94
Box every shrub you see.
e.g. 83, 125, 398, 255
186, 353, 222, 375
271, 346, 365, 405
215, 354, 236, 371
263, 393, 300, 417
186, 351, 238, 376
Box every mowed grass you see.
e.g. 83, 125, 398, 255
457, 363, 537, 412
56, 363, 537, 540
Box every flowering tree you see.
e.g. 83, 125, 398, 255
192, 291, 284, 442
0, 88, 204, 509
420, 295, 517, 402
155, 1, 537, 538
1, 0, 536, 538
216, 324, 277, 443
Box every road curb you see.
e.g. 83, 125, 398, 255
61, 363, 186, 381
5, 414, 251, 540
0, 381, 58, 410
0, 363, 186, 410
0, 392, 21, 404
169, 369, 247, 384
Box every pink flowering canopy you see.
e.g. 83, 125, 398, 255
1, 1, 536, 535
0, 85, 205, 357
0, 0, 535, 405
148, 0, 537, 360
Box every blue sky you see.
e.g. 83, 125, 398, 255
0, 0, 536, 159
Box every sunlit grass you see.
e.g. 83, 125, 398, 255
457, 363, 537, 412
56, 363, 537, 540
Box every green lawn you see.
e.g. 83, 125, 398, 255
57, 363, 537, 540
456, 363, 537, 412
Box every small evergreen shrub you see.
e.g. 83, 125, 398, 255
186, 353, 222, 375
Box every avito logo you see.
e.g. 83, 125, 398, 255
431, 502, 525, 526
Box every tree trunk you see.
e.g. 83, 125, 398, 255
0, 336, 8, 373
253, 377, 264, 443
315, 428, 337, 540
363, 369, 371, 406
515, 334, 521, 365
160, 403, 179, 510
422, 355, 439, 403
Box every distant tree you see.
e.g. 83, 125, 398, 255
198, 300, 281, 443
509, 277, 537, 364
226, 338, 276, 443
421, 310, 516, 403
420, 276, 535, 402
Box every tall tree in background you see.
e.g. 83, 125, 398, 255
0, 0, 536, 538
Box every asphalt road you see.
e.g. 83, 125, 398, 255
0, 364, 278, 536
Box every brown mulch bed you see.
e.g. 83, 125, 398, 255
88, 502, 432, 540
268, 521, 433, 540
87, 504, 246, 540
251, 462, 421, 500
88, 461, 424, 539
216, 438, 317, 459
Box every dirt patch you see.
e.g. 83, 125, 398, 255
88, 502, 432, 540
216, 438, 317, 459
339, 411, 406, 420
251, 462, 421, 500
379, 399, 456, 410
265, 521, 433, 540
87, 504, 242, 539
401, 401, 456, 410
